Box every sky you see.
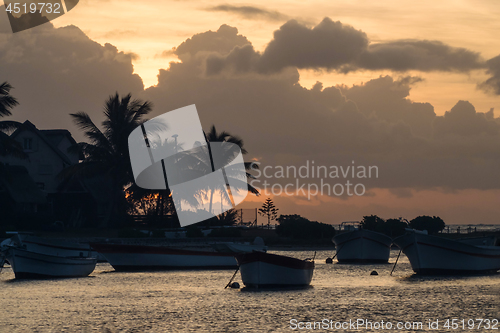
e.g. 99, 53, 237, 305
1, 0, 500, 225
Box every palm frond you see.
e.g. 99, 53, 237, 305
0, 82, 19, 118
70, 112, 111, 149
0, 120, 23, 133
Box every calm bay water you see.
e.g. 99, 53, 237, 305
1, 250, 499, 332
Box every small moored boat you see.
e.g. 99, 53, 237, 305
1, 233, 93, 257
211, 237, 268, 254
0, 233, 97, 279
393, 229, 500, 275
235, 251, 314, 288
90, 243, 238, 271
332, 227, 392, 263
2, 247, 97, 279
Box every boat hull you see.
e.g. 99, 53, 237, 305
6, 248, 97, 279
235, 252, 314, 288
211, 242, 268, 254
2, 234, 93, 258
393, 232, 500, 275
332, 229, 392, 263
91, 243, 238, 271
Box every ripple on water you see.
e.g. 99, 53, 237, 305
0, 250, 498, 332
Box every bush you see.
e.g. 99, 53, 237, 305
361, 215, 408, 237
381, 218, 408, 237
276, 214, 335, 240
409, 216, 445, 235
360, 215, 385, 232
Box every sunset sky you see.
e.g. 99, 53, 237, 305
1, 0, 500, 225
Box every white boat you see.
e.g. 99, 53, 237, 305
2, 247, 97, 279
332, 229, 392, 263
393, 229, 500, 275
1, 233, 93, 257
456, 236, 497, 246
211, 237, 268, 254
90, 243, 238, 271
235, 251, 314, 288
0, 234, 97, 279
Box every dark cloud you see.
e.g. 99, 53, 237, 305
432, 100, 498, 137
478, 54, 500, 95
348, 40, 484, 72
144, 25, 500, 193
206, 44, 260, 75
258, 18, 369, 73
205, 18, 485, 75
0, 22, 143, 140
173, 24, 250, 61
339, 76, 436, 137
3, 20, 500, 198
206, 4, 289, 22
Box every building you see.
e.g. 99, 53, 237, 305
0, 121, 104, 228
0, 120, 79, 194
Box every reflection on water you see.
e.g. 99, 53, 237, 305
1, 250, 498, 332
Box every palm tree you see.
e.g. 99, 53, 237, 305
0, 81, 24, 158
62, 93, 153, 227
0, 82, 19, 117
204, 125, 259, 215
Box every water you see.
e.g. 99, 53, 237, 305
1, 250, 498, 332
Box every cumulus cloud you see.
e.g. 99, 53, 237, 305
205, 18, 486, 75
258, 18, 369, 72
206, 4, 289, 22
349, 40, 484, 72
478, 54, 500, 95
0, 21, 143, 140
144, 24, 500, 194
339, 76, 436, 137
173, 24, 250, 61
4, 19, 500, 198
432, 100, 498, 137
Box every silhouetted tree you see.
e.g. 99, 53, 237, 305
204, 125, 260, 214
259, 197, 278, 228
360, 215, 385, 232
0, 82, 18, 117
197, 208, 240, 227
0, 82, 24, 158
381, 218, 408, 237
62, 93, 153, 227
409, 215, 445, 234
360, 215, 408, 237
276, 214, 335, 240
216, 208, 239, 226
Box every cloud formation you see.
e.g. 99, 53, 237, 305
350, 40, 484, 72
0, 21, 143, 139
206, 4, 289, 22
174, 24, 250, 61
3, 18, 500, 223
478, 54, 500, 95
205, 18, 485, 75
145, 24, 500, 194
258, 18, 368, 72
